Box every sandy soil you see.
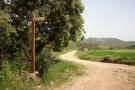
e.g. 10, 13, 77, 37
55, 50, 135, 90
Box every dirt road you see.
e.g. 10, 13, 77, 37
55, 50, 135, 90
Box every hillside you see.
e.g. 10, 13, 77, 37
80, 37, 135, 49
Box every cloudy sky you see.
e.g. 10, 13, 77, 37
82, 0, 135, 41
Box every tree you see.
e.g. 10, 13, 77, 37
0, 10, 16, 58
1, 0, 84, 55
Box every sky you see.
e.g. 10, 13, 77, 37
82, 0, 135, 41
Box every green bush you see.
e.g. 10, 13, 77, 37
36, 48, 56, 76
10, 57, 31, 72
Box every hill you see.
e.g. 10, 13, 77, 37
80, 37, 135, 49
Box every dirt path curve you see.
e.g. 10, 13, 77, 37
55, 50, 135, 90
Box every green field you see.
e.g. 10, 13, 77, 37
77, 49, 135, 65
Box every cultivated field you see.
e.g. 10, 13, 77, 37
77, 49, 135, 65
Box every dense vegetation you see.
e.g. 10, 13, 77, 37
0, 54, 84, 90
0, 0, 84, 89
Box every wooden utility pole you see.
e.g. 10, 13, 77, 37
31, 12, 36, 73
31, 12, 46, 73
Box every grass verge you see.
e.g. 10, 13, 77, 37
0, 58, 84, 90
0, 49, 84, 90
0, 61, 36, 90
42, 59, 84, 89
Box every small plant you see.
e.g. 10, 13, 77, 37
0, 61, 13, 82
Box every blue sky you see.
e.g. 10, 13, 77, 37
82, 0, 135, 41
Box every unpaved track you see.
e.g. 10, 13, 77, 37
55, 50, 135, 90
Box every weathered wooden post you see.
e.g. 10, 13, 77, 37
31, 12, 36, 73
31, 12, 46, 73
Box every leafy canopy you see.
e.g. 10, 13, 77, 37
1, 0, 84, 54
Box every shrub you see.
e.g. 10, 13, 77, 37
36, 48, 56, 76
10, 57, 31, 72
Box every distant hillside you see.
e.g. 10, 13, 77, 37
80, 37, 135, 49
